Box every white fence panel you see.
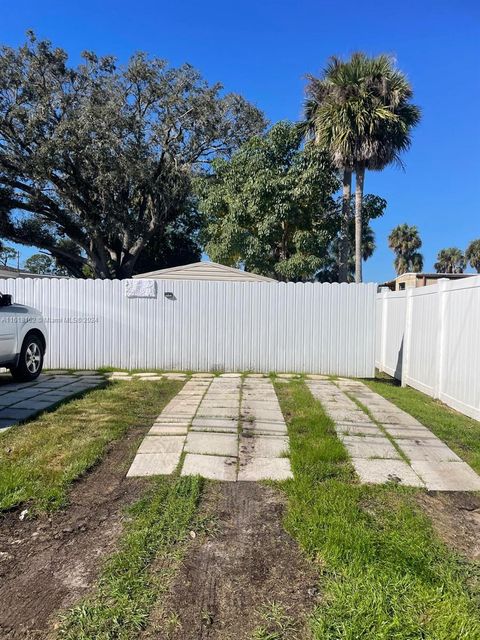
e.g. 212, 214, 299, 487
376, 276, 480, 421
0, 278, 377, 376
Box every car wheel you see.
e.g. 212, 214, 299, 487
10, 335, 45, 382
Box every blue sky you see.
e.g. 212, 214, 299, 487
1, 0, 479, 282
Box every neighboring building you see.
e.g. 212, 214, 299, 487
0, 265, 65, 279
133, 261, 276, 283
380, 272, 476, 292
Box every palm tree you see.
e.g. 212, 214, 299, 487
302, 53, 420, 283
302, 97, 352, 283
434, 248, 466, 274
465, 239, 480, 273
388, 224, 423, 275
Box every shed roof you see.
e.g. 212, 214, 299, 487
133, 261, 276, 282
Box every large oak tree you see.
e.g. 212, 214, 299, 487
0, 33, 265, 277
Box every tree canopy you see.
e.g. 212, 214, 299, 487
0, 33, 265, 278
198, 122, 385, 281
434, 248, 466, 274
465, 239, 480, 273
303, 53, 420, 282
388, 224, 423, 275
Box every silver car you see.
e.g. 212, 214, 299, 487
0, 292, 47, 381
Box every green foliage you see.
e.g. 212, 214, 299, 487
24, 253, 68, 275
302, 53, 421, 172
434, 247, 466, 274
198, 122, 338, 281
388, 223, 424, 274
465, 239, 480, 273
302, 52, 421, 282
198, 122, 385, 281
275, 380, 480, 640
0, 33, 265, 278
0, 243, 18, 267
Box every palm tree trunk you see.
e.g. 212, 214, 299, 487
339, 169, 352, 282
354, 165, 365, 283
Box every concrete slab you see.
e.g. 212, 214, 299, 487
411, 461, 480, 491
138, 435, 185, 454
397, 439, 462, 463
73, 370, 99, 375
352, 459, 425, 487
185, 432, 238, 456
127, 452, 180, 477
192, 417, 238, 430
10, 400, 53, 411
325, 409, 373, 424
138, 376, 164, 381
238, 457, 292, 481
0, 408, 38, 421
335, 423, 382, 436
240, 435, 289, 458
149, 425, 188, 436
191, 373, 215, 378
0, 418, 18, 431
132, 372, 160, 377
182, 453, 237, 481
219, 373, 242, 378
242, 421, 288, 435
341, 435, 401, 459
384, 426, 436, 439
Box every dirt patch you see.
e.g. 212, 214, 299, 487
417, 491, 480, 560
0, 425, 150, 639
146, 482, 318, 640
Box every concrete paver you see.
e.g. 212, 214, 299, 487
410, 461, 480, 491
185, 432, 238, 457
138, 435, 185, 454
0, 373, 106, 434
128, 375, 293, 482
352, 459, 425, 487
127, 452, 181, 477
332, 379, 480, 491
238, 457, 292, 481
182, 453, 237, 481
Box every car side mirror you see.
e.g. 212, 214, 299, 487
0, 294, 12, 307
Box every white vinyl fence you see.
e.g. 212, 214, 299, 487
0, 278, 377, 376
376, 276, 480, 421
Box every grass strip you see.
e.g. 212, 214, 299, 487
0, 379, 182, 512
276, 380, 480, 640
364, 374, 480, 474
57, 475, 202, 640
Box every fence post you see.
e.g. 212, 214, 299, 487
401, 288, 414, 387
435, 279, 449, 400
379, 288, 389, 373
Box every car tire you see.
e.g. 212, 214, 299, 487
10, 334, 45, 382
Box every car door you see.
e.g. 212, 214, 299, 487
0, 299, 17, 361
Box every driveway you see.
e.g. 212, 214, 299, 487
127, 374, 293, 482
0, 372, 106, 432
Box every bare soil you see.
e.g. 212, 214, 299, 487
0, 425, 149, 640
417, 491, 480, 561
146, 482, 319, 640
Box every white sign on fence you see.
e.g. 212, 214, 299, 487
0, 278, 377, 377
376, 276, 480, 421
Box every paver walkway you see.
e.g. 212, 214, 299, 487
127, 375, 292, 482
0, 372, 106, 433
307, 378, 480, 491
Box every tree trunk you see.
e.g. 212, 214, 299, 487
354, 165, 365, 284
338, 169, 352, 283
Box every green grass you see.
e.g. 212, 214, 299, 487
0, 379, 182, 512
364, 373, 480, 474
275, 380, 480, 640
57, 475, 202, 640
